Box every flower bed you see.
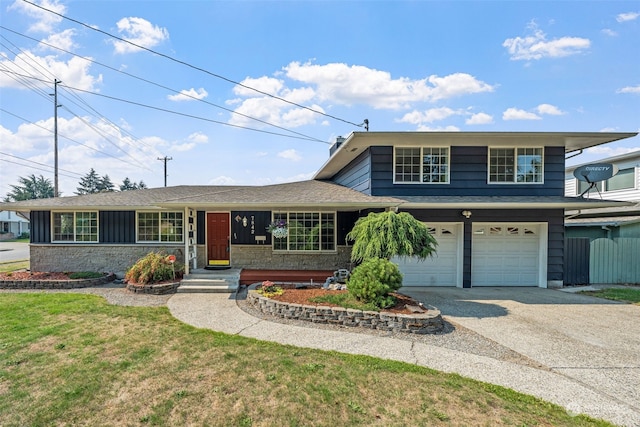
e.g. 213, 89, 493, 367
0, 272, 116, 290
247, 284, 444, 334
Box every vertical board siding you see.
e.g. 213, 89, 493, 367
30, 211, 51, 243
371, 145, 566, 197
99, 211, 135, 243
197, 211, 205, 245
332, 149, 372, 194
564, 238, 590, 285
590, 238, 640, 284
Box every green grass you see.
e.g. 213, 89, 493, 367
0, 237, 29, 243
0, 293, 614, 426
0, 260, 29, 273
580, 287, 640, 305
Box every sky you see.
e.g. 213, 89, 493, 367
1, 0, 639, 197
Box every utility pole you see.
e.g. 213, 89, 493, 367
51, 79, 62, 197
158, 156, 172, 187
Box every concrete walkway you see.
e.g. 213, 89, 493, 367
168, 287, 640, 427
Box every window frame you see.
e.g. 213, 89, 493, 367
51, 211, 98, 243
393, 146, 450, 184
488, 147, 544, 184
271, 211, 336, 252
136, 211, 184, 243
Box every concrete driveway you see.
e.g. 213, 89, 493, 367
402, 286, 640, 426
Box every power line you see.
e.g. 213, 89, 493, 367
0, 152, 84, 177
0, 158, 81, 180
18, 1, 366, 129
0, 26, 330, 144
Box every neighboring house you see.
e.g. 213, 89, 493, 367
1, 131, 636, 288
0, 210, 30, 238
564, 150, 640, 285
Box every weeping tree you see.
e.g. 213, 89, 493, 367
346, 211, 438, 263
345, 210, 438, 309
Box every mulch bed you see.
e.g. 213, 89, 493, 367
0, 271, 78, 280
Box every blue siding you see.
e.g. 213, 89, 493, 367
99, 211, 135, 243
332, 149, 372, 194
370, 146, 566, 196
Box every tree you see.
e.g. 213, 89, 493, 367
120, 178, 148, 191
346, 211, 438, 263
75, 168, 101, 195
5, 174, 55, 201
99, 174, 115, 192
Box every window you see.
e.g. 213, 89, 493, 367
489, 147, 543, 183
576, 167, 635, 194
52, 211, 98, 242
272, 212, 335, 251
394, 147, 449, 183
137, 212, 183, 242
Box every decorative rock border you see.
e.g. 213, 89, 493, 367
125, 281, 180, 295
0, 273, 116, 290
247, 286, 444, 334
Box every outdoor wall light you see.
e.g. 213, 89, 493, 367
462, 210, 472, 219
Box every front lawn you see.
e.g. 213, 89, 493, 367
580, 287, 640, 305
0, 293, 613, 426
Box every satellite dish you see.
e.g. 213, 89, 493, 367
573, 163, 619, 183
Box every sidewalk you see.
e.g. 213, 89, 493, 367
168, 289, 640, 427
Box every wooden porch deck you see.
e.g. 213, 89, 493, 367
239, 269, 334, 285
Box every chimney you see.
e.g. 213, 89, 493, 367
329, 136, 346, 156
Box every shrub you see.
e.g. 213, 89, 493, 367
68, 271, 104, 280
347, 258, 403, 309
125, 252, 183, 285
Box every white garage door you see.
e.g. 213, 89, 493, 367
393, 223, 462, 287
471, 224, 541, 286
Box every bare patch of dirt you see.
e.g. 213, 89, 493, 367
267, 287, 427, 315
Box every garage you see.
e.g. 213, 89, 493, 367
393, 223, 463, 287
471, 223, 543, 286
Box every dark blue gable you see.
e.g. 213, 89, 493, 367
361, 145, 565, 197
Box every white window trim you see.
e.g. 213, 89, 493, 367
393, 146, 451, 184
272, 211, 337, 252
136, 211, 185, 244
487, 146, 545, 185
51, 211, 99, 243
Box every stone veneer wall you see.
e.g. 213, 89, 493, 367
247, 289, 444, 334
230, 245, 352, 270
30, 244, 185, 274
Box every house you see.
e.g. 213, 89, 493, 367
563, 150, 640, 285
1, 131, 636, 288
0, 210, 30, 240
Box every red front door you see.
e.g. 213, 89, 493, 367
207, 212, 230, 266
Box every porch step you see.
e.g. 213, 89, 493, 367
178, 269, 240, 293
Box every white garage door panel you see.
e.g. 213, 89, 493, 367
472, 224, 540, 287
394, 223, 461, 287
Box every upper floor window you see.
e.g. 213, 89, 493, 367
137, 212, 183, 242
394, 147, 449, 183
489, 147, 543, 183
52, 211, 98, 242
576, 167, 636, 194
272, 212, 335, 251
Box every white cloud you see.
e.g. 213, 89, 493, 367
502, 108, 541, 120
466, 112, 493, 125
398, 107, 459, 125
168, 87, 208, 101
616, 12, 639, 22
40, 29, 77, 52
586, 146, 640, 157
0, 51, 102, 91
536, 103, 565, 115
416, 125, 460, 132
601, 29, 617, 37
284, 62, 494, 108
616, 85, 640, 94
503, 22, 590, 60
277, 149, 302, 162
9, 0, 66, 33
112, 17, 169, 54
170, 132, 208, 152
232, 76, 284, 97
